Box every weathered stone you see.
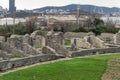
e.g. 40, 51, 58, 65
0, 54, 63, 71
0, 50, 12, 60
42, 46, 57, 54
53, 32, 64, 45
33, 35, 42, 47
64, 32, 88, 40
98, 33, 114, 44
7, 35, 23, 50
0, 36, 5, 42
23, 34, 33, 46
30, 30, 40, 38
41, 31, 70, 57
22, 43, 41, 56
114, 31, 120, 45
0, 42, 25, 57
71, 38, 91, 49
86, 35, 106, 48
0, 57, 3, 61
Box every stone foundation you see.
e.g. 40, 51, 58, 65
0, 54, 64, 71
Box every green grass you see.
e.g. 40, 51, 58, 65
35, 45, 42, 49
11, 55, 22, 59
65, 40, 71, 46
1, 54, 120, 80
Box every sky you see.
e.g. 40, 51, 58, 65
0, 0, 120, 10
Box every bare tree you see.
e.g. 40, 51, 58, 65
105, 17, 118, 27
25, 16, 38, 33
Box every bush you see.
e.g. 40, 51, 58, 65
73, 26, 120, 35
73, 27, 88, 32
0, 23, 29, 37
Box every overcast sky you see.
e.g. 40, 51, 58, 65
0, 0, 120, 10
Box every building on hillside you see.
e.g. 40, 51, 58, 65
9, 0, 16, 13
0, 6, 5, 18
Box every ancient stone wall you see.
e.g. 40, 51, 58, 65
0, 42, 25, 57
0, 36, 5, 42
86, 35, 107, 48
71, 47, 120, 57
0, 54, 64, 71
71, 38, 91, 49
1, 47, 120, 72
43, 31, 69, 56
64, 32, 88, 40
114, 31, 120, 45
5, 34, 42, 56
98, 33, 114, 44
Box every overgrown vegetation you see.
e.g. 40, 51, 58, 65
35, 45, 42, 49
0, 17, 38, 38
73, 26, 120, 35
53, 18, 119, 35
73, 18, 120, 35
0, 23, 28, 37
65, 40, 71, 46
11, 55, 22, 59
1, 54, 120, 80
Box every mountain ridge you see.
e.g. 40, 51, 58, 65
33, 4, 120, 13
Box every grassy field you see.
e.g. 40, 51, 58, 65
0, 54, 120, 80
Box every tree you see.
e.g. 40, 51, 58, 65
25, 16, 38, 34
93, 18, 104, 27
105, 18, 118, 28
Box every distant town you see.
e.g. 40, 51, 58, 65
0, 0, 120, 29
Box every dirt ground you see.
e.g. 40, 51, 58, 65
101, 59, 120, 80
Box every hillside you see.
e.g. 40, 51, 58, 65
34, 4, 120, 13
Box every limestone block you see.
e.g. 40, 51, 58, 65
32, 36, 42, 47
30, 30, 40, 38
42, 46, 57, 54
0, 36, 5, 42
86, 35, 106, 48
7, 35, 23, 50
22, 43, 41, 56
23, 34, 33, 46
71, 38, 91, 49
114, 32, 120, 45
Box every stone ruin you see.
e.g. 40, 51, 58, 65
0, 34, 41, 61
1, 30, 120, 61
65, 31, 120, 51
0, 30, 70, 61
42, 31, 70, 57
114, 31, 120, 45
69, 32, 107, 50
97, 32, 120, 47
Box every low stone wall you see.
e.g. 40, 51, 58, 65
71, 47, 120, 57
0, 54, 64, 71
1, 46, 120, 72
0, 42, 25, 57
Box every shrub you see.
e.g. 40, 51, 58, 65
0, 23, 29, 37
73, 26, 120, 35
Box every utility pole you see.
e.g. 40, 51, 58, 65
5, 9, 8, 27
76, 4, 80, 28
13, 12, 16, 25
12, 11, 16, 34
